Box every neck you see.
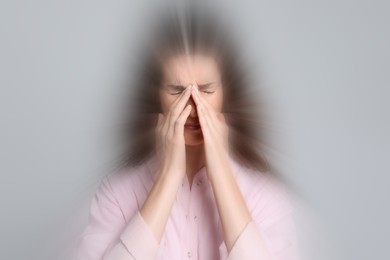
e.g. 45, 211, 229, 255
185, 144, 205, 182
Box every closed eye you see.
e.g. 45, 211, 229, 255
166, 82, 217, 96
170, 91, 183, 96
170, 90, 214, 95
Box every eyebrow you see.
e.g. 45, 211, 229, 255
166, 82, 215, 90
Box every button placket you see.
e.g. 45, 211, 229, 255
184, 169, 206, 259
181, 175, 192, 259
188, 175, 203, 260
187, 188, 195, 259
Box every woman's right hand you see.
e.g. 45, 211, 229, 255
155, 85, 193, 179
139, 85, 193, 244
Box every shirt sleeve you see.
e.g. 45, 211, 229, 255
219, 176, 301, 260
75, 175, 160, 260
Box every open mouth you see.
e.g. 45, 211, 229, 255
184, 124, 201, 130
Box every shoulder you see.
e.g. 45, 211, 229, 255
105, 157, 156, 194
104, 164, 145, 194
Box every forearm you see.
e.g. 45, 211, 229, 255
208, 154, 252, 252
140, 170, 182, 243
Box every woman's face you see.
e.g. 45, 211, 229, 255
159, 54, 224, 146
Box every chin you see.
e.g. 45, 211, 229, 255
186, 139, 203, 146
184, 131, 204, 146
184, 138, 204, 146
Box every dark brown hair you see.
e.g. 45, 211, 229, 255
115, 5, 271, 174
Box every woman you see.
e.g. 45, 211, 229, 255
76, 5, 300, 260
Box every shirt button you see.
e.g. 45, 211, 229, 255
194, 215, 197, 220
187, 251, 191, 258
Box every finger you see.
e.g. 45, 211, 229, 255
191, 84, 220, 124
218, 113, 229, 139
167, 86, 192, 137
155, 113, 164, 150
174, 104, 192, 137
197, 103, 212, 139
169, 85, 192, 118
161, 111, 169, 137
162, 86, 191, 136
191, 85, 219, 136
191, 93, 215, 140
217, 113, 227, 126
218, 113, 230, 149
169, 86, 191, 113
156, 113, 163, 134
191, 84, 215, 112
157, 113, 163, 127
217, 113, 223, 122
190, 84, 209, 118
190, 84, 204, 110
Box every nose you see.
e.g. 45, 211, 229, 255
187, 95, 197, 117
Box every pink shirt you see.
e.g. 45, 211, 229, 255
75, 154, 300, 260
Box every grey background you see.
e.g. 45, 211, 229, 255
1, 0, 389, 259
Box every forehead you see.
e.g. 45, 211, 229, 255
161, 54, 221, 84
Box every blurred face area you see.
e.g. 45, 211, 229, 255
159, 54, 224, 146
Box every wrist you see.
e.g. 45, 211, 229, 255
159, 166, 185, 183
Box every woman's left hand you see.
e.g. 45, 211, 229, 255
191, 83, 255, 253
190, 83, 231, 179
